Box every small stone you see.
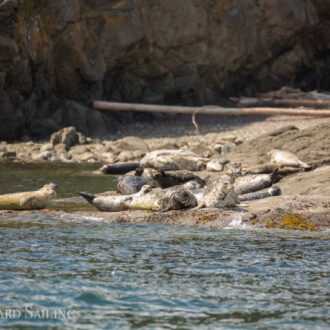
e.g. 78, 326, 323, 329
100, 152, 116, 163
40, 143, 54, 152
114, 136, 150, 152
50, 126, 85, 149
54, 143, 68, 153
76, 152, 96, 162
31, 151, 52, 161
69, 145, 89, 155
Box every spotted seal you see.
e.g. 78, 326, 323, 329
0, 183, 58, 210
130, 185, 198, 212
78, 191, 133, 212
117, 174, 152, 195
192, 176, 239, 209
268, 150, 310, 169
138, 168, 205, 189
233, 170, 279, 195
239, 185, 281, 202
79, 185, 197, 213
140, 150, 207, 171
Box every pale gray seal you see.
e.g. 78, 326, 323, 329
0, 183, 58, 210
140, 150, 207, 171
239, 186, 281, 202
79, 185, 197, 213
78, 191, 133, 211
268, 150, 310, 169
233, 170, 279, 195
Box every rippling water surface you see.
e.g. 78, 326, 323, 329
0, 164, 329, 328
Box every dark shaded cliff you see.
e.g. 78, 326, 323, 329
0, 0, 330, 139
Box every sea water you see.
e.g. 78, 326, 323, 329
0, 163, 329, 329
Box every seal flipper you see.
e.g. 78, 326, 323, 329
20, 196, 34, 207
158, 206, 172, 214
78, 192, 96, 205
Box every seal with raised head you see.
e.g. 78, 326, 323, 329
0, 183, 58, 210
96, 162, 140, 175
117, 174, 152, 195
78, 191, 134, 212
139, 168, 205, 189
268, 149, 310, 169
192, 176, 239, 209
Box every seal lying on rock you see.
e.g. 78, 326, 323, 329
79, 185, 197, 213
138, 168, 205, 189
97, 162, 140, 175
239, 186, 281, 202
233, 170, 279, 195
130, 185, 198, 212
140, 150, 207, 171
192, 177, 239, 209
0, 183, 58, 210
117, 174, 152, 195
268, 150, 310, 169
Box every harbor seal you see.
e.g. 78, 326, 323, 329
79, 185, 197, 213
78, 191, 132, 211
192, 177, 239, 209
97, 162, 140, 175
0, 183, 58, 210
117, 174, 152, 195
268, 150, 310, 169
140, 150, 207, 171
233, 170, 279, 195
139, 168, 205, 189
239, 185, 281, 202
130, 185, 198, 212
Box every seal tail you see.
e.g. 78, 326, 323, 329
78, 192, 96, 204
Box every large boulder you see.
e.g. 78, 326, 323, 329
50, 126, 86, 150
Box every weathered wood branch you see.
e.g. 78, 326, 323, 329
232, 98, 330, 108
93, 101, 330, 117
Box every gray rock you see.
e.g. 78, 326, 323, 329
50, 127, 84, 149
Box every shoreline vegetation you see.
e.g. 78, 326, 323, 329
0, 115, 329, 232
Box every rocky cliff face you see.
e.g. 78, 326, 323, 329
0, 0, 329, 140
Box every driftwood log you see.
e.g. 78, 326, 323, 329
231, 87, 330, 108
93, 101, 330, 117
